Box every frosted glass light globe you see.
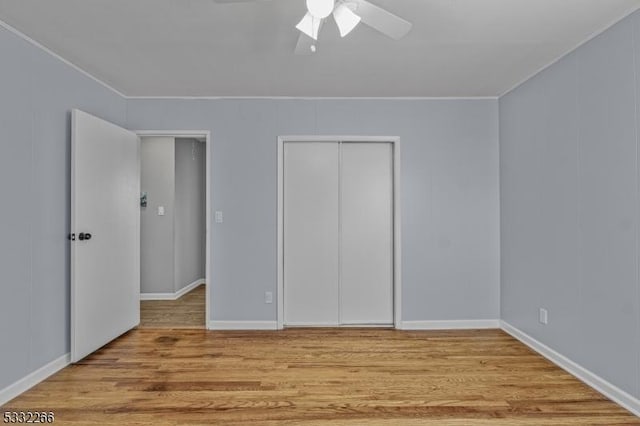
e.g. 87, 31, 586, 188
306, 0, 334, 19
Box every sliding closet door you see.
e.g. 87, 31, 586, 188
283, 142, 340, 325
340, 143, 393, 324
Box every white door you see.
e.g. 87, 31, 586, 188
282, 141, 393, 326
283, 142, 340, 326
340, 143, 393, 324
71, 109, 140, 362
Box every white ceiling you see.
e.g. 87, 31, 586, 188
1, 0, 639, 97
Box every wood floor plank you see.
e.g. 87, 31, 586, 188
139, 284, 205, 329
2, 328, 638, 425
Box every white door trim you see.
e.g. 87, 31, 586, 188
277, 136, 402, 330
135, 130, 212, 329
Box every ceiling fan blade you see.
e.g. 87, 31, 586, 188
295, 32, 318, 55
351, 0, 412, 40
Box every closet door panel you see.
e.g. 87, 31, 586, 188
283, 142, 340, 325
340, 143, 393, 324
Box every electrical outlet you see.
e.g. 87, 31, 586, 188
265, 291, 273, 304
539, 308, 548, 325
215, 211, 223, 223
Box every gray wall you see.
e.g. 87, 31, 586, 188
174, 138, 206, 291
0, 25, 126, 390
127, 98, 501, 322
500, 11, 640, 397
140, 136, 175, 294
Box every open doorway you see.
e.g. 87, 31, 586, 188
137, 132, 210, 329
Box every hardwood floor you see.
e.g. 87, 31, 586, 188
2, 329, 638, 425
139, 284, 205, 329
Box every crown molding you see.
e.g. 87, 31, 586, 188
0, 18, 127, 98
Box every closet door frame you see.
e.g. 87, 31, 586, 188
277, 136, 401, 330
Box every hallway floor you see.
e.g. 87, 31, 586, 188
139, 284, 205, 329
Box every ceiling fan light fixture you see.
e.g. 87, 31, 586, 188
306, 0, 334, 19
333, 3, 361, 37
296, 12, 321, 40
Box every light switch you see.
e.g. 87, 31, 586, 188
215, 211, 223, 223
158, 206, 165, 216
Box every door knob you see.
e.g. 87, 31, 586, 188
78, 232, 92, 241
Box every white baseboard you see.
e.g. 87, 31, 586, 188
284, 322, 394, 328
140, 278, 204, 301
400, 319, 500, 330
500, 320, 640, 417
0, 353, 70, 406
208, 321, 278, 330
283, 322, 339, 327
140, 292, 176, 300
174, 279, 205, 299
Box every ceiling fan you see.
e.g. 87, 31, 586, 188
215, 0, 412, 55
